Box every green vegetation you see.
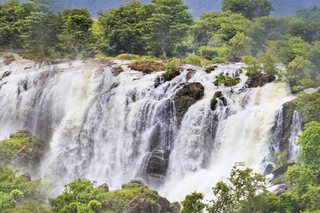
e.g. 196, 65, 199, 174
222, 0, 273, 19
181, 118, 320, 213
214, 73, 240, 87
0, 0, 318, 92
294, 91, 320, 124
129, 59, 164, 74
0, 131, 47, 170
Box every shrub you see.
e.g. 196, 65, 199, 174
185, 54, 202, 66
214, 73, 240, 87
162, 59, 181, 81
242, 55, 261, 76
129, 60, 164, 74
115, 53, 141, 60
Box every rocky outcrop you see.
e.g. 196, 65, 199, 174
186, 68, 196, 80
129, 60, 164, 74
4, 55, 15, 65
0, 131, 48, 173
210, 91, 227, 111
107, 181, 181, 213
112, 66, 124, 76
246, 73, 276, 88
280, 101, 296, 151
173, 82, 205, 124
205, 65, 218, 73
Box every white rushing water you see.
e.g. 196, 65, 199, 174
0, 59, 298, 201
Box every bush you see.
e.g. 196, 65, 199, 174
294, 91, 320, 124
198, 46, 218, 60
115, 53, 141, 60
129, 59, 164, 74
214, 73, 240, 87
162, 59, 181, 81
241, 55, 261, 76
185, 54, 202, 66
164, 58, 180, 72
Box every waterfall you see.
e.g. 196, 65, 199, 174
0, 59, 296, 201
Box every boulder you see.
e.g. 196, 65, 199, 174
186, 68, 196, 80
205, 65, 218, 73
112, 66, 124, 76
280, 101, 296, 151
98, 183, 109, 192
246, 73, 276, 88
4, 55, 15, 65
173, 82, 205, 124
210, 91, 227, 111
0, 70, 12, 81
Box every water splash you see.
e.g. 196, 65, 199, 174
0, 59, 296, 201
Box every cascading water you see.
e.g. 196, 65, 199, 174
0, 58, 299, 201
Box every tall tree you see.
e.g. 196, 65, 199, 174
144, 0, 193, 58
222, 0, 273, 19
58, 9, 93, 59
98, 1, 152, 56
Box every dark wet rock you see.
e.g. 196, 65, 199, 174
280, 101, 296, 151
162, 68, 181, 82
210, 91, 227, 111
154, 76, 162, 88
186, 68, 196, 80
0, 81, 7, 90
17, 78, 29, 95
112, 66, 124, 76
271, 160, 295, 185
246, 73, 276, 88
205, 65, 218, 73
146, 151, 167, 176
263, 163, 274, 175
124, 192, 173, 213
20, 173, 32, 181
173, 82, 205, 124
0, 70, 12, 80
98, 183, 109, 192
110, 82, 120, 91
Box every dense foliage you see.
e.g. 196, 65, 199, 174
0, 0, 319, 95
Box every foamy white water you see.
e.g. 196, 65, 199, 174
0, 59, 298, 201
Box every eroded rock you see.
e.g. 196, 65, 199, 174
173, 82, 205, 124
246, 73, 276, 88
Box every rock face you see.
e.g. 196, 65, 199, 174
173, 82, 205, 124
108, 181, 181, 213
112, 66, 124, 76
0, 131, 48, 173
246, 73, 276, 88
210, 91, 227, 111
280, 101, 296, 151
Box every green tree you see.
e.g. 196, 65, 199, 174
259, 52, 279, 75
207, 162, 266, 213
49, 179, 107, 213
228, 32, 252, 61
98, 1, 152, 56
0, 0, 39, 49
286, 56, 313, 88
20, 11, 60, 56
181, 192, 206, 213
298, 121, 320, 169
222, 0, 273, 19
144, 0, 193, 57
241, 55, 261, 76
58, 9, 93, 59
